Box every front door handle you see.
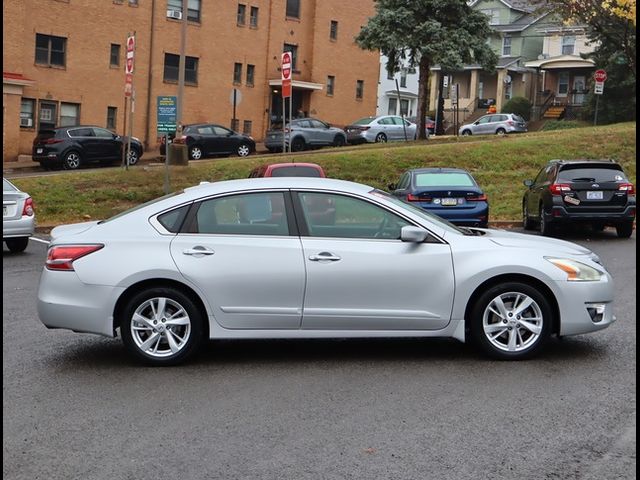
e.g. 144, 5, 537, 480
309, 252, 341, 262
183, 246, 215, 256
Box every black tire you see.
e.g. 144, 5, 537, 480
468, 281, 553, 360
126, 148, 141, 166
5, 237, 29, 253
523, 201, 534, 230
333, 135, 346, 147
291, 137, 306, 152
461, 130, 472, 136
375, 133, 387, 143
539, 205, 553, 236
62, 151, 82, 170
592, 223, 606, 232
120, 287, 204, 366
189, 145, 203, 160
496, 128, 506, 136
616, 221, 634, 238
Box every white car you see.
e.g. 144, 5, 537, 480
3, 178, 35, 252
37, 178, 615, 365
345, 115, 418, 144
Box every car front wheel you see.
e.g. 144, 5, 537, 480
496, 128, 506, 136
126, 148, 140, 165
469, 282, 552, 360
189, 146, 203, 160
461, 130, 472, 136
236, 143, 251, 157
523, 202, 534, 230
120, 287, 204, 366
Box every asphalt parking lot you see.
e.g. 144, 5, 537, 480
2, 226, 636, 480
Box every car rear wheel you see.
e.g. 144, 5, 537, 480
5, 237, 29, 253
375, 133, 387, 143
461, 130, 472, 136
189, 145, 203, 160
616, 221, 634, 238
120, 287, 204, 366
539, 205, 553, 236
291, 137, 306, 152
236, 143, 251, 157
523, 202, 534, 230
333, 135, 346, 147
126, 148, 140, 165
496, 128, 506, 136
469, 282, 552, 360
62, 151, 82, 170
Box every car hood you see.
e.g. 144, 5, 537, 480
51, 221, 100, 241
484, 228, 592, 256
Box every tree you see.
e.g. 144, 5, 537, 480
356, 0, 497, 138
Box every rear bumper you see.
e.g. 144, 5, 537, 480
413, 203, 489, 226
3, 216, 35, 238
546, 203, 636, 224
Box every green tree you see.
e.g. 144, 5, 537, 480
356, 0, 497, 138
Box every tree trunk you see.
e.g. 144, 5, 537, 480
416, 56, 430, 140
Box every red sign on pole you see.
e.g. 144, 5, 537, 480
281, 51, 292, 98
124, 34, 135, 96
594, 69, 607, 82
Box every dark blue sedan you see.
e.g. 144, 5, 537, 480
389, 168, 489, 227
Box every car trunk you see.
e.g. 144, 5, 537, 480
3, 192, 26, 220
562, 181, 628, 213
409, 187, 485, 209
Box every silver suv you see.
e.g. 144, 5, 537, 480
459, 113, 527, 136
265, 117, 347, 153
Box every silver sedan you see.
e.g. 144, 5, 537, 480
3, 178, 35, 253
345, 115, 417, 144
37, 178, 615, 365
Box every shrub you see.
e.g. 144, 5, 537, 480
501, 96, 532, 120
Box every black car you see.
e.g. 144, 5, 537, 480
32, 126, 143, 170
522, 159, 636, 238
160, 123, 255, 159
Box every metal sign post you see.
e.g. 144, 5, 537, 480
281, 52, 292, 154
593, 69, 607, 126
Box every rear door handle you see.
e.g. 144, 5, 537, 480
183, 246, 215, 256
309, 252, 341, 262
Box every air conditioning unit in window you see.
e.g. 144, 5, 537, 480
20, 118, 33, 127
167, 9, 182, 19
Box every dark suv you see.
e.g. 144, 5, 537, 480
32, 126, 143, 170
523, 159, 636, 238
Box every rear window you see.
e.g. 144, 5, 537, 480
558, 166, 626, 183
414, 172, 475, 187
3, 179, 18, 192
512, 115, 525, 123
157, 204, 190, 233
270, 166, 322, 177
35, 129, 57, 141
352, 117, 374, 125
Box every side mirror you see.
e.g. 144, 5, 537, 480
400, 226, 429, 243
388, 183, 397, 191
474, 121, 480, 125
523, 179, 534, 188
113, 134, 121, 140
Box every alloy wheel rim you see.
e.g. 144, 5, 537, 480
376, 134, 386, 143
66, 153, 80, 168
238, 145, 250, 156
482, 291, 543, 352
127, 151, 138, 164
131, 297, 191, 358
191, 147, 202, 160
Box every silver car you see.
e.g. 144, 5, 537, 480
459, 113, 527, 136
345, 115, 417, 144
3, 178, 35, 253
37, 178, 614, 366
264, 117, 347, 152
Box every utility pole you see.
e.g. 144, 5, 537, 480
177, 0, 188, 131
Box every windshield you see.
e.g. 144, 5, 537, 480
370, 189, 465, 235
352, 117, 375, 125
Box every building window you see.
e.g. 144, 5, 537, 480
230, 119, 240, 131
356, 80, 364, 99
502, 36, 511, 56
129, 0, 139, 5
60, 103, 80, 127
110, 44, 121, 67
327, 75, 335, 96
480, 9, 500, 25
400, 99, 409, 116
330, 20, 338, 41
20, 99, 35, 128
250, 6, 259, 27
243, 120, 252, 135
400, 69, 407, 88
233, 63, 243, 84
167, 0, 201, 22
163, 53, 199, 84
237, 4, 246, 25
387, 97, 397, 115
562, 35, 576, 55
107, 106, 117, 130
35, 34, 66, 67
246, 64, 255, 86
286, 0, 300, 18
283, 43, 298, 70
558, 72, 570, 95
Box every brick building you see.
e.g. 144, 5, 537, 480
2, 0, 378, 162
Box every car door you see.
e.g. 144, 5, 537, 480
473, 115, 493, 135
294, 191, 454, 330
310, 119, 333, 145
170, 191, 306, 329
92, 127, 121, 160
212, 125, 236, 154
526, 165, 555, 219
376, 117, 394, 139
67, 127, 99, 158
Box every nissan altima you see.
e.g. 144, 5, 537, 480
37, 178, 615, 365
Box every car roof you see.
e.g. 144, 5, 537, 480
549, 158, 619, 165
263, 162, 323, 169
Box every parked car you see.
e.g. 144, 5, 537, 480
3, 178, 35, 253
459, 113, 527, 136
249, 162, 326, 178
32, 126, 143, 170
38, 177, 614, 365
407, 116, 435, 135
389, 168, 488, 227
523, 159, 636, 238
345, 115, 417, 144
264, 118, 347, 153
160, 123, 255, 159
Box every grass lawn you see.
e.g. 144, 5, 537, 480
10, 122, 636, 227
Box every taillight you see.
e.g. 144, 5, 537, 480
467, 194, 488, 201
618, 183, 635, 194
407, 194, 431, 202
43, 138, 63, 144
46, 245, 104, 271
22, 197, 34, 216
549, 183, 571, 195
506, 120, 514, 126
284, 128, 291, 133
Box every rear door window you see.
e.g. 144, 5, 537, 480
68, 128, 94, 137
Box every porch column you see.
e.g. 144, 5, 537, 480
469, 69, 479, 105
429, 71, 439, 112
496, 69, 506, 111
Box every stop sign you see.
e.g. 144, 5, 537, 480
594, 69, 607, 82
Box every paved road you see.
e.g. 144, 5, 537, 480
3, 227, 636, 480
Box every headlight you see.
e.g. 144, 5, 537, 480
545, 257, 603, 282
